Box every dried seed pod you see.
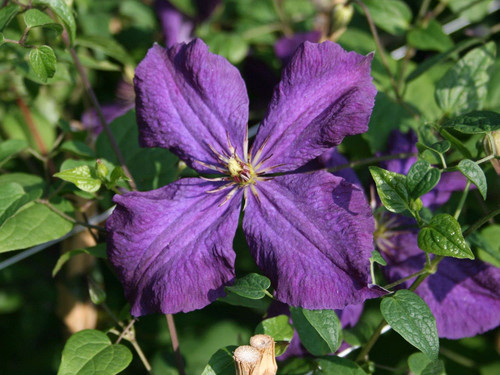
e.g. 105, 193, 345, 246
234, 345, 262, 375
250, 334, 277, 375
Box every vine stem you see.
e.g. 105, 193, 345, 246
166, 314, 186, 375
463, 206, 500, 238
59, 31, 137, 191
326, 152, 417, 172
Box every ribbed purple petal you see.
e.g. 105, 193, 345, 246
154, 0, 193, 46
251, 41, 376, 173
274, 31, 321, 64
243, 171, 382, 309
134, 39, 249, 172
106, 178, 242, 315
382, 226, 500, 339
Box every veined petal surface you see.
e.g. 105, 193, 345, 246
134, 39, 249, 172
252, 41, 376, 172
107, 178, 242, 315
243, 171, 381, 309
382, 227, 500, 339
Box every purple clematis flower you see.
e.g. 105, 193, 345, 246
107, 38, 380, 316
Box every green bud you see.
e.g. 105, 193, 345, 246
331, 3, 354, 31
485, 131, 500, 175
88, 280, 106, 305
96, 159, 109, 180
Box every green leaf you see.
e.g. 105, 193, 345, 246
418, 214, 474, 259
225, 273, 271, 299
206, 33, 249, 64
52, 243, 107, 277
370, 250, 387, 266
95, 111, 178, 191
33, 0, 76, 44
168, 0, 197, 18
428, 140, 451, 154
0, 4, 19, 31
444, 111, 500, 134
476, 225, 500, 267
0, 182, 41, 227
278, 357, 319, 374
436, 42, 496, 116
369, 166, 411, 213
408, 20, 453, 52
0, 139, 28, 166
29, 45, 57, 82
217, 290, 270, 310
448, 0, 493, 22
0, 198, 73, 253
77, 35, 131, 65
24, 8, 63, 33
381, 290, 439, 360
406, 160, 441, 199
360, 0, 412, 36
60, 140, 96, 158
408, 352, 446, 375
57, 329, 132, 375
255, 315, 294, 356
201, 346, 237, 375
290, 307, 342, 356
317, 356, 367, 375
458, 159, 487, 199
109, 166, 129, 186
363, 92, 415, 152
54, 165, 102, 193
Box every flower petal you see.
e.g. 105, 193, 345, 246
134, 39, 249, 172
382, 227, 500, 339
251, 41, 376, 172
106, 178, 242, 315
154, 0, 194, 46
274, 31, 321, 64
243, 171, 382, 309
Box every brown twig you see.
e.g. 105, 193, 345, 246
166, 314, 186, 375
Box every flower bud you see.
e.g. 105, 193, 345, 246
331, 2, 354, 31
96, 159, 109, 180
484, 131, 500, 175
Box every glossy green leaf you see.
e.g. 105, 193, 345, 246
217, 290, 270, 310
225, 273, 271, 299
290, 307, 342, 356
255, 315, 294, 356
458, 159, 487, 199
369, 166, 410, 213
406, 160, 441, 199
33, 0, 76, 44
444, 111, 500, 134
57, 329, 132, 375
77, 35, 131, 65
278, 357, 319, 375
381, 290, 439, 360
0, 4, 19, 31
206, 33, 249, 64
408, 20, 453, 52
370, 250, 387, 266
0, 139, 28, 165
360, 0, 412, 35
408, 352, 446, 375
0, 182, 41, 227
52, 243, 107, 277
201, 346, 237, 375
24, 9, 63, 33
54, 165, 102, 193
418, 214, 474, 259
95, 111, 178, 191
436, 42, 496, 116
60, 140, 96, 158
0, 198, 73, 253
317, 356, 367, 375
29, 45, 57, 82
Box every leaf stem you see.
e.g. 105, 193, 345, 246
166, 314, 186, 375
327, 152, 417, 172
382, 269, 426, 290
36, 199, 106, 232
59, 30, 138, 191
453, 180, 471, 220
463, 206, 500, 238
355, 319, 387, 362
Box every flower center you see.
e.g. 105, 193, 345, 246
227, 156, 257, 186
